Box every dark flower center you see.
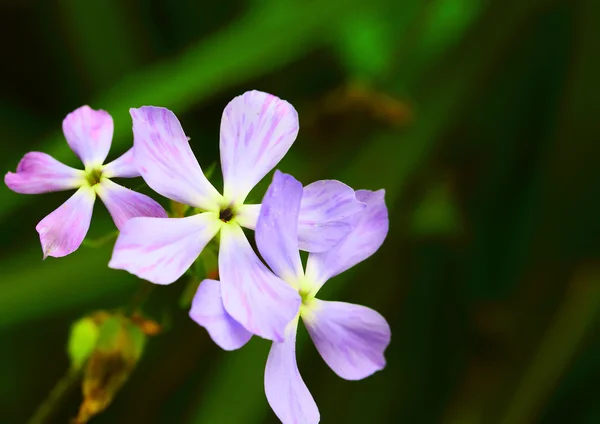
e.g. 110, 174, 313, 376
219, 208, 234, 222
86, 168, 103, 186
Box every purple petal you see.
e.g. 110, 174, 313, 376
62, 106, 113, 167
298, 221, 352, 254
130, 106, 222, 210
220, 91, 299, 204
109, 213, 222, 285
219, 223, 301, 342
256, 171, 303, 283
95, 179, 167, 230
305, 190, 389, 292
303, 299, 390, 380
189, 279, 253, 351
298, 180, 367, 252
36, 187, 96, 258
235, 204, 260, 230
102, 148, 139, 178
5, 152, 85, 194
265, 318, 320, 424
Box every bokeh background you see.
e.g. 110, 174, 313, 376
1, 0, 599, 423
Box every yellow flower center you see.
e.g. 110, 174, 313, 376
85, 168, 103, 187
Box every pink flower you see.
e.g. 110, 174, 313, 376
109, 91, 365, 343
4, 106, 167, 258
191, 171, 391, 424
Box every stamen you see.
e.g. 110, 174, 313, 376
219, 208, 234, 222
86, 168, 103, 187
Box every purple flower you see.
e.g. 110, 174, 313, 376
190, 171, 391, 423
109, 91, 365, 343
4, 106, 167, 258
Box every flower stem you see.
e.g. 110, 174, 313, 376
126, 281, 156, 316
81, 231, 119, 248
27, 368, 82, 424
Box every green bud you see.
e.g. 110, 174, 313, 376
68, 317, 100, 370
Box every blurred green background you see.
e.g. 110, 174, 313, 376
1, 0, 599, 423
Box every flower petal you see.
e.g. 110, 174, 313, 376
62, 106, 113, 167
95, 179, 167, 230
36, 186, 96, 258
220, 91, 299, 204
130, 106, 222, 210
265, 318, 320, 424
109, 212, 222, 285
189, 279, 253, 351
256, 171, 303, 283
298, 180, 366, 252
5, 152, 85, 194
219, 223, 301, 342
305, 190, 389, 293
298, 221, 352, 254
302, 299, 390, 380
102, 148, 139, 178
234, 204, 260, 230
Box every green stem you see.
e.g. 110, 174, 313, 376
81, 231, 119, 248
27, 368, 82, 424
126, 281, 157, 316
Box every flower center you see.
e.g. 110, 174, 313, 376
219, 208, 234, 222
299, 288, 313, 305
86, 168, 103, 187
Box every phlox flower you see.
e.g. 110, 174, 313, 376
4, 106, 167, 258
109, 90, 365, 343
190, 171, 391, 424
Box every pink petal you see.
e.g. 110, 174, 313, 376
305, 190, 389, 293
102, 148, 139, 178
109, 213, 222, 285
62, 106, 114, 167
220, 91, 299, 205
36, 187, 96, 258
265, 318, 320, 424
302, 299, 390, 380
298, 180, 366, 252
219, 223, 301, 342
189, 279, 253, 351
5, 152, 85, 194
255, 171, 303, 283
95, 179, 167, 230
130, 106, 222, 211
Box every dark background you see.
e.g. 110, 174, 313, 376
1, 0, 599, 423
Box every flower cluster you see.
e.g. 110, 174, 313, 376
5, 91, 390, 424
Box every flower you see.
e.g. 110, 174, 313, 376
4, 106, 167, 258
109, 91, 366, 343
190, 171, 391, 423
